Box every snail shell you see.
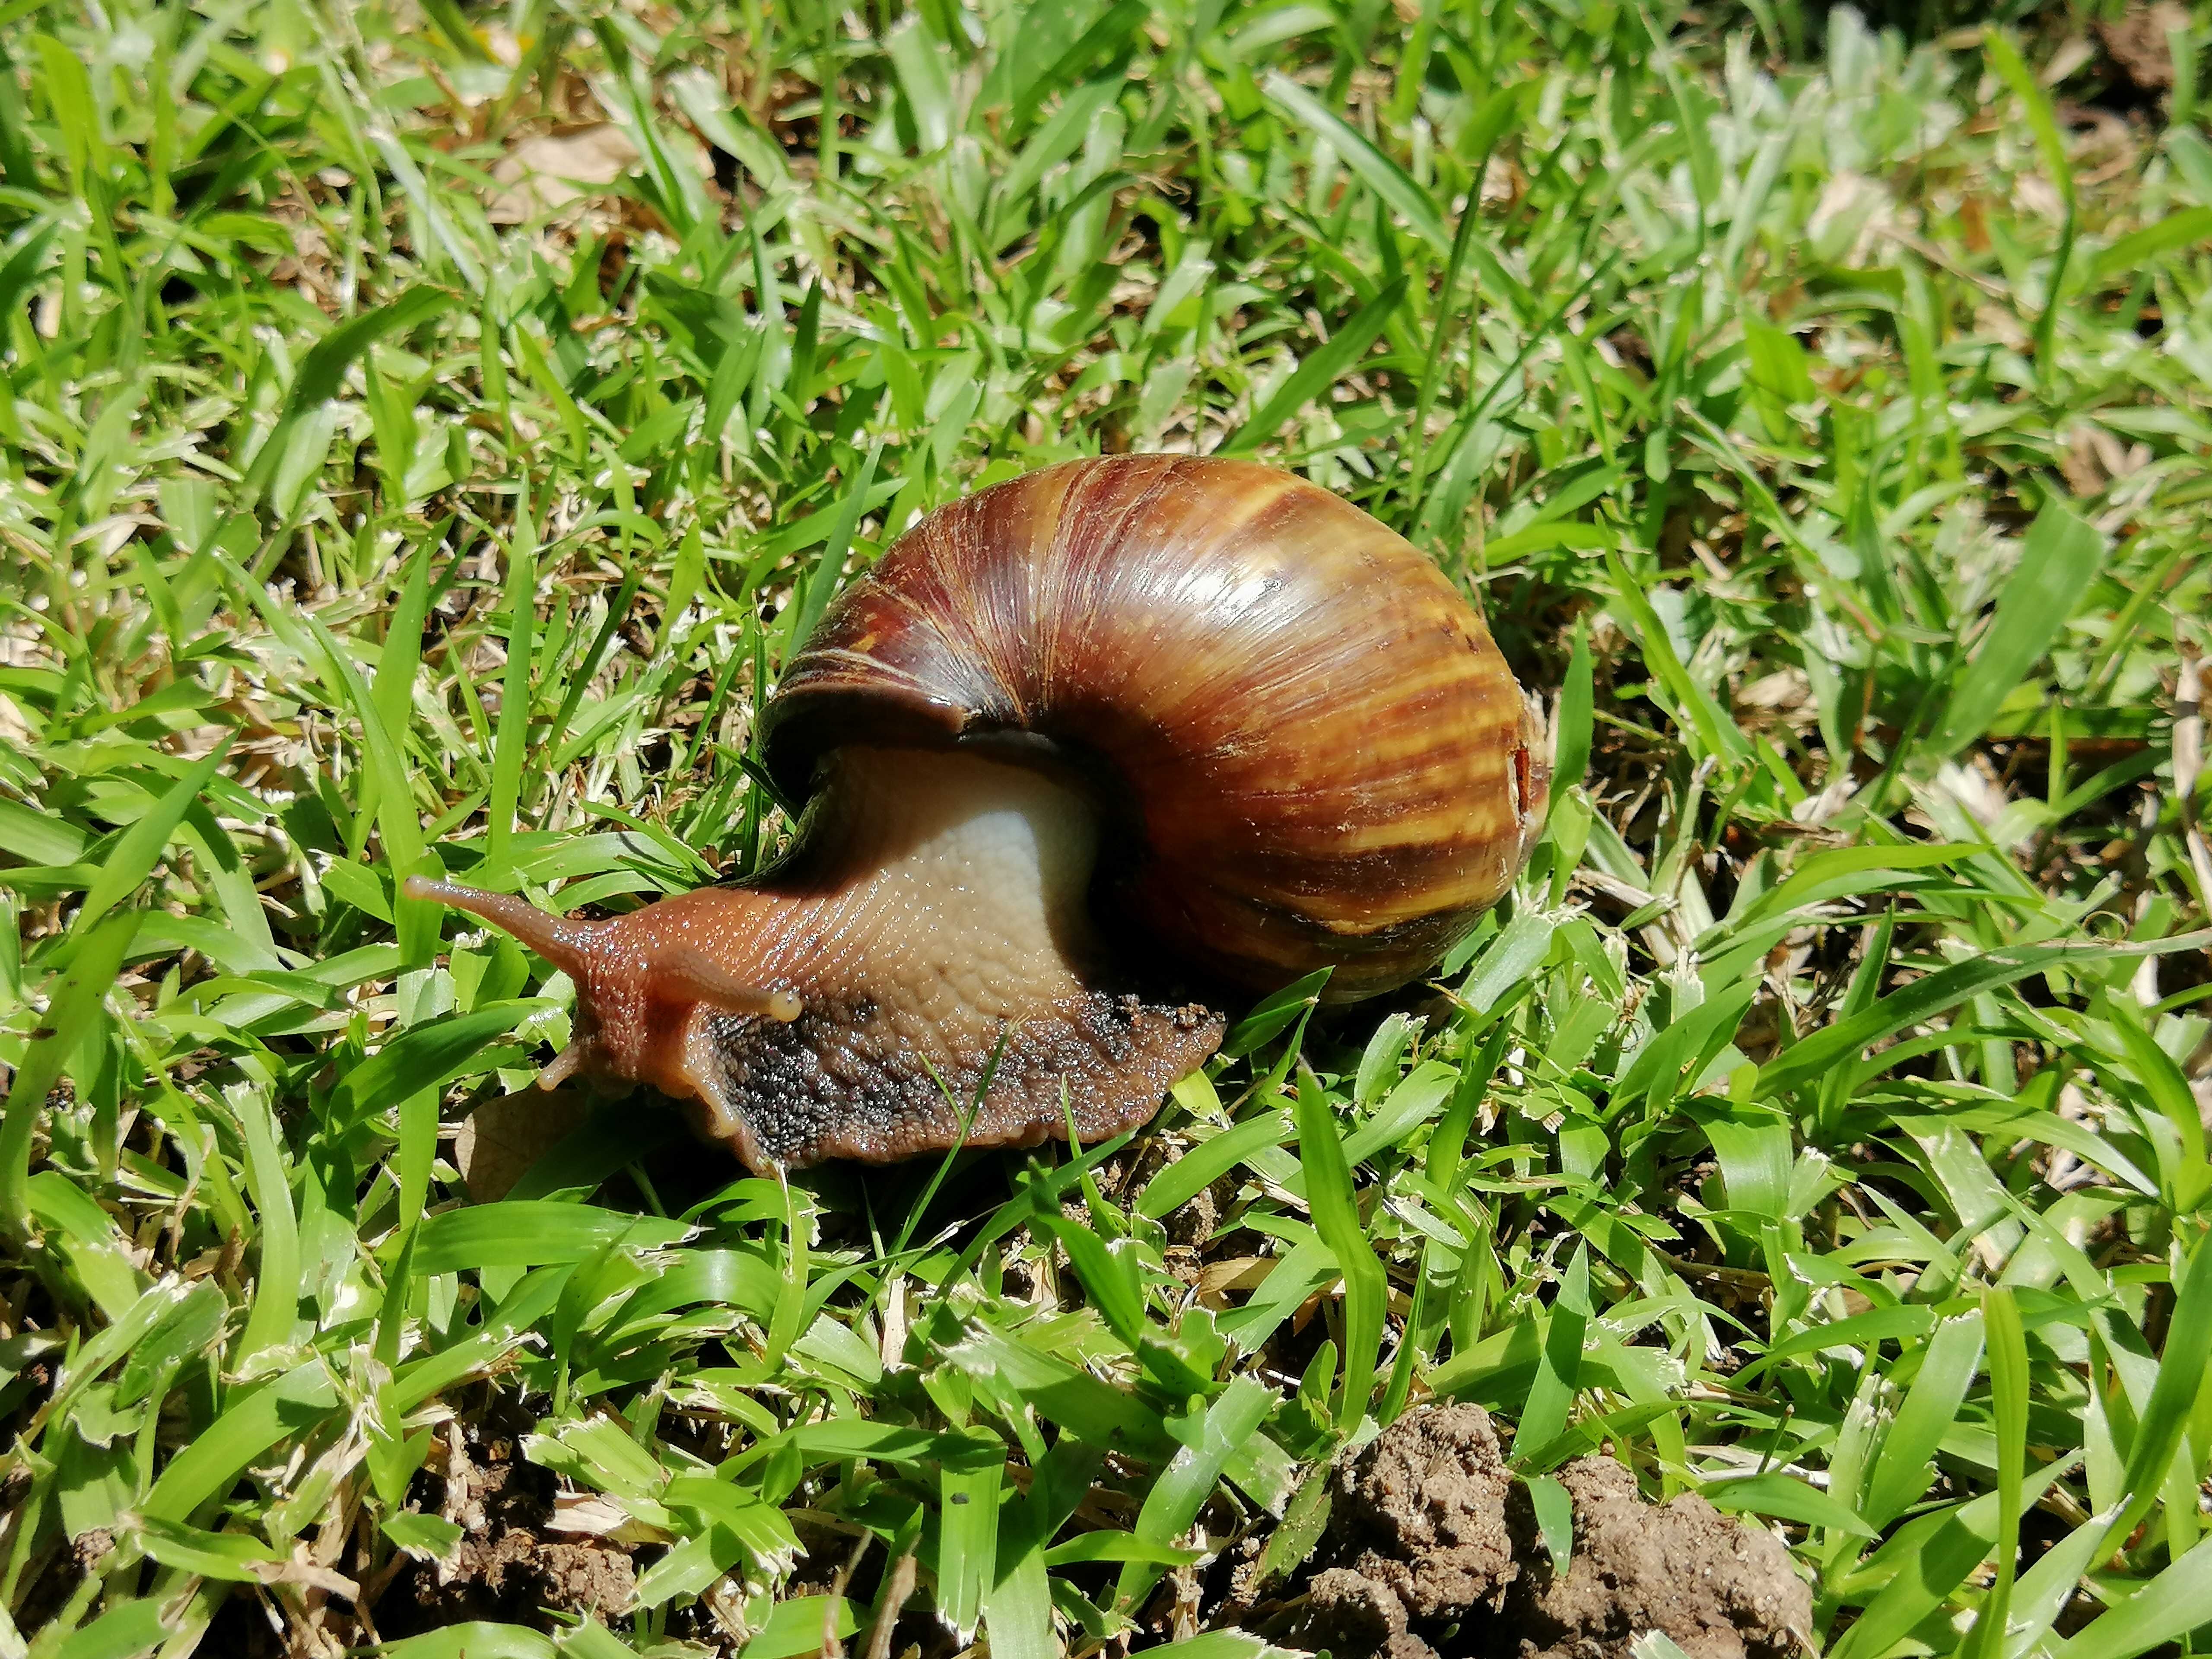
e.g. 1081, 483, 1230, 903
763, 453, 1548, 1001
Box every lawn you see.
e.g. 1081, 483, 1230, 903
2, 0, 2210, 1656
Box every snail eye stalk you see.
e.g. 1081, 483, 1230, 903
402, 875, 602, 983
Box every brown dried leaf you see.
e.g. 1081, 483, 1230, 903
488, 126, 642, 224
456, 1087, 595, 1203
1198, 1256, 1275, 1300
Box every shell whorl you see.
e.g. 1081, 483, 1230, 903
760, 454, 1547, 1001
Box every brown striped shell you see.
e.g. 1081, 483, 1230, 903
760, 454, 1548, 1002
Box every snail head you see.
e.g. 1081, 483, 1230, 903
401, 874, 801, 1106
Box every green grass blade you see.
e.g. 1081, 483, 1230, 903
141, 1363, 338, 1521
2058, 1535, 2212, 1659
1137, 1111, 1292, 1220
1115, 1377, 1276, 1610
407, 1202, 693, 1274
325, 1001, 548, 1128
1761, 931, 2212, 1099
1259, 72, 1446, 250
1220, 277, 1407, 454
1514, 1243, 1589, 1463
1550, 618, 1592, 817
72, 739, 232, 941
1863, 1311, 1986, 1528
1604, 547, 1750, 769
0, 911, 139, 1244
2091, 207, 2212, 281
1983, 29, 2076, 375
231, 1083, 300, 1367
1928, 500, 2106, 763
2109, 1229, 2212, 1547
936, 1430, 1002, 1640
1294, 1066, 1386, 1427
484, 512, 540, 887
781, 439, 882, 661
1962, 1287, 2029, 1659
242, 287, 456, 505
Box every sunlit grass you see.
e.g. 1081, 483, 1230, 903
1, 2, 2209, 1656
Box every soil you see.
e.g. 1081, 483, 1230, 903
1285, 1404, 1811, 1659
374, 1407, 636, 1638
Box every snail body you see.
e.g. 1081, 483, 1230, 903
413, 455, 1548, 1174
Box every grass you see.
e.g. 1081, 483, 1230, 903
1, 0, 2210, 1655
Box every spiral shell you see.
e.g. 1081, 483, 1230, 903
760, 454, 1547, 1001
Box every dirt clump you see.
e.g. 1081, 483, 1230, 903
1286, 1403, 1809, 1659
1510, 1456, 1811, 1659
1304, 1567, 1433, 1659
1329, 1401, 1517, 1620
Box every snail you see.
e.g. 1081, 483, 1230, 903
408, 455, 1548, 1175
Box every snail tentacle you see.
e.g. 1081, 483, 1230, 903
401, 875, 603, 982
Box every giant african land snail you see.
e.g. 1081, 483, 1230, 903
409, 455, 1548, 1174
